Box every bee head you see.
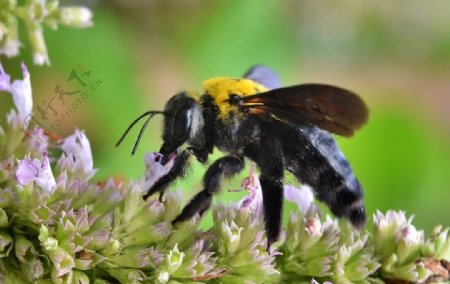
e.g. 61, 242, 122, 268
116, 92, 199, 162
159, 92, 199, 158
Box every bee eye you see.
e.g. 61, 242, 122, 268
171, 108, 191, 138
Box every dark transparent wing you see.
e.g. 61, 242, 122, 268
236, 84, 369, 137
243, 65, 281, 90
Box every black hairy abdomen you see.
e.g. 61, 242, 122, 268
273, 121, 366, 227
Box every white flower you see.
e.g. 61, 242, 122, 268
397, 224, 424, 263
157, 270, 169, 283
28, 128, 49, 154
16, 154, 56, 192
238, 170, 263, 216
284, 184, 315, 213
58, 7, 93, 28
0, 16, 21, 58
0, 37, 21, 57
140, 152, 174, 192
305, 216, 323, 238
28, 24, 50, 65
0, 63, 11, 90
373, 210, 411, 234
373, 210, 419, 260
237, 172, 315, 217
0, 62, 33, 122
221, 221, 243, 254
11, 63, 32, 119
164, 244, 185, 274
60, 129, 93, 172
401, 224, 423, 247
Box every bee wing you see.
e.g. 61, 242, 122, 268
238, 84, 369, 137
243, 65, 281, 90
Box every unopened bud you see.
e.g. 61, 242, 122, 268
58, 7, 93, 28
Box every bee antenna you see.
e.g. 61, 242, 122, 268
115, 111, 166, 153
131, 112, 159, 155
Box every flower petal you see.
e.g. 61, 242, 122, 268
16, 154, 56, 192
284, 184, 314, 213
10, 62, 32, 120
16, 156, 39, 185
28, 128, 49, 155
0, 62, 33, 122
36, 154, 56, 191
0, 63, 11, 91
61, 129, 93, 171
140, 152, 174, 192
58, 7, 93, 28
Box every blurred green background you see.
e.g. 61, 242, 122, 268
1, 1, 449, 231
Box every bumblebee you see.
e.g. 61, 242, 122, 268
117, 65, 369, 245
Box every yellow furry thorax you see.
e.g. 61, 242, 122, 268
201, 77, 268, 119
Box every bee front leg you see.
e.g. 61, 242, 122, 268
143, 150, 191, 201
143, 150, 192, 202
144, 147, 207, 201
172, 156, 244, 224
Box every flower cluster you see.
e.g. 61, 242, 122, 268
0, 63, 449, 283
0, 0, 93, 65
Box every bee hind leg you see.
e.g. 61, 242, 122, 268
172, 156, 244, 224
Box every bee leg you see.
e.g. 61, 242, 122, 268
143, 150, 192, 200
186, 146, 209, 163
172, 156, 244, 224
250, 134, 285, 247
158, 192, 165, 203
258, 156, 284, 247
260, 176, 284, 248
